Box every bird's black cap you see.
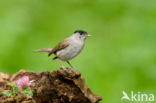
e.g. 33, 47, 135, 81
74, 30, 87, 34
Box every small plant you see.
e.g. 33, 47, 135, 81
0, 76, 34, 97
17, 76, 31, 88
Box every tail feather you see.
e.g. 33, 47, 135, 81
35, 48, 53, 53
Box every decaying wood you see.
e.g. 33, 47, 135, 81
0, 68, 102, 103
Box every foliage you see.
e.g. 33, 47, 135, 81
0, 82, 33, 97
23, 89, 33, 96
0, 83, 19, 97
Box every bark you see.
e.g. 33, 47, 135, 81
0, 68, 102, 103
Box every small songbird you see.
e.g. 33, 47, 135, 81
35, 30, 91, 68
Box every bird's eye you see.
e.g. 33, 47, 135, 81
80, 33, 83, 35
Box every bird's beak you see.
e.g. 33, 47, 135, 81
87, 34, 92, 37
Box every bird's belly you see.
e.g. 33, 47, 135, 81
56, 43, 83, 61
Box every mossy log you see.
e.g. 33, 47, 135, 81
0, 68, 102, 103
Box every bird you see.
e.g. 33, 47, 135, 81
35, 30, 91, 69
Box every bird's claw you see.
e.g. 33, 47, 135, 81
60, 66, 66, 69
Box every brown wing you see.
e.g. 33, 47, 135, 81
48, 39, 69, 57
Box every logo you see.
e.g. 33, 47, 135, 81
121, 91, 154, 102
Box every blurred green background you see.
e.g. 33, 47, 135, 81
0, 0, 156, 102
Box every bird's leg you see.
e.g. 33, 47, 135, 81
67, 61, 74, 69
58, 59, 65, 69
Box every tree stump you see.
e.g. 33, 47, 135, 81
0, 68, 102, 103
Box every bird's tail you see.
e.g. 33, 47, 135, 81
34, 48, 53, 53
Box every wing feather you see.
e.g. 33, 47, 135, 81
48, 39, 69, 56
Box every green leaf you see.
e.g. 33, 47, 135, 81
0, 92, 12, 97
23, 90, 27, 95
23, 89, 33, 96
10, 88, 19, 94
7, 83, 16, 87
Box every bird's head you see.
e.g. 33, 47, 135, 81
73, 30, 91, 41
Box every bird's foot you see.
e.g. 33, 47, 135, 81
60, 66, 66, 69
71, 67, 75, 70
60, 66, 75, 70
